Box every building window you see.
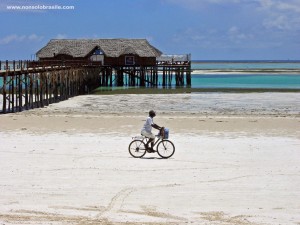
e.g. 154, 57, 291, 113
125, 56, 135, 65
90, 49, 104, 62
94, 49, 103, 55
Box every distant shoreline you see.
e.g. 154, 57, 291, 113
192, 60, 300, 63
191, 69, 300, 74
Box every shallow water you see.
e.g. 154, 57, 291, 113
43, 93, 300, 116
191, 74, 300, 89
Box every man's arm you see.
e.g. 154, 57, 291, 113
151, 123, 161, 130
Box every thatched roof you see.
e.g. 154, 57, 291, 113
37, 39, 162, 58
57, 47, 73, 56
121, 46, 137, 55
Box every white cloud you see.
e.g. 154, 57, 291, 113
207, 0, 240, 3
162, 0, 241, 10
54, 34, 68, 39
262, 15, 290, 30
165, 0, 240, 5
172, 28, 207, 44
256, 0, 300, 30
257, 0, 300, 13
228, 26, 254, 43
171, 25, 262, 52
0, 34, 44, 45
0, 34, 25, 45
172, 27, 223, 49
166, 0, 299, 55
257, 0, 273, 9
28, 34, 44, 41
146, 36, 154, 42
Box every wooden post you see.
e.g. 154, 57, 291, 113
100, 68, 104, 86
54, 71, 59, 101
2, 61, 8, 113
18, 62, 23, 111
109, 67, 112, 87
29, 73, 33, 109
59, 70, 64, 100
44, 70, 49, 106
130, 68, 135, 86
140, 66, 145, 87
162, 66, 166, 87
35, 73, 39, 107
168, 67, 171, 87
40, 72, 44, 107
66, 69, 69, 100
49, 70, 53, 103
75, 69, 78, 95
117, 68, 123, 86
154, 67, 158, 87
186, 63, 191, 86
11, 61, 15, 112
24, 73, 29, 110
70, 70, 74, 97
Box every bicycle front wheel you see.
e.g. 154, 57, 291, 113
157, 140, 175, 158
128, 140, 146, 158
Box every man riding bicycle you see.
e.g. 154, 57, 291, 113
141, 110, 163, 153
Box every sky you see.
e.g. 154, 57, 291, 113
0, 0, 300, 60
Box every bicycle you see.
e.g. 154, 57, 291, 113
128, 128, 175, 159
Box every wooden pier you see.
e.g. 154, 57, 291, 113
0, 60, 101, 113
1, 39, 191, 114
0, 59, 191, 114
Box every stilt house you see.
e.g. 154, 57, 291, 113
36, 39, 162, 66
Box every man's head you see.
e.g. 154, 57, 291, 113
149, 110, 156, 118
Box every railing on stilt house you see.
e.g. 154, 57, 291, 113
157, 54, 192, 87
0, 55, 191, 114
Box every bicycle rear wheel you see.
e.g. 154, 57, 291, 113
128, 140, 146, 158
157, 140, 175, 158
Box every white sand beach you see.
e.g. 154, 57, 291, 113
0, 93, 299, 225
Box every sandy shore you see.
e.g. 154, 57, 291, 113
0, 93, 299, 225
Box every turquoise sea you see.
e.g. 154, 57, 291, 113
190, 61, 300, 89
191, 60, 300, 70
191, 74, 299, 89
1, 61, 300, 90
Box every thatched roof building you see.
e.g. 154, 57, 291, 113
36, 39, 162, 66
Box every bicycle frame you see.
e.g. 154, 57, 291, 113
133, 135, 162, 147
144, 137, 162, 147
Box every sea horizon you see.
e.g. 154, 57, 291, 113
192, 59, 300, 63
